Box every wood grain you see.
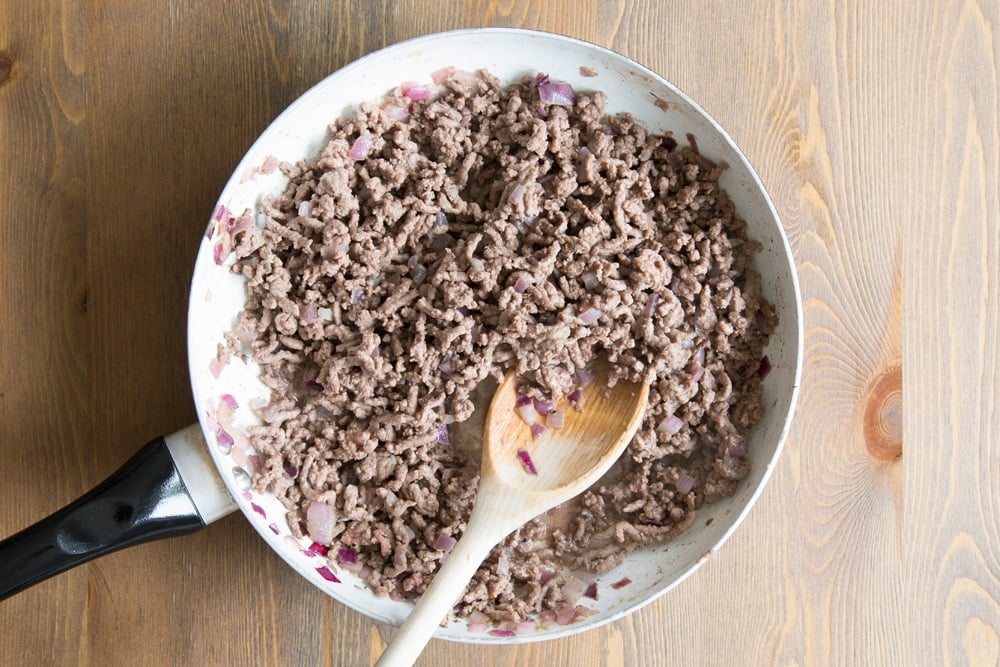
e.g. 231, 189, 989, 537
0, 1, 995, 665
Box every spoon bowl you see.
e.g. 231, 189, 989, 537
376, 361, 649, 666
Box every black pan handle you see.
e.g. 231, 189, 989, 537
0, 425, 235, 601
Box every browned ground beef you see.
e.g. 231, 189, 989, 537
230, 71, 774, 624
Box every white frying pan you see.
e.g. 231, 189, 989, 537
0, 28, 802, 644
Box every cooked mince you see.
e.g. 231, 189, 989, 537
230, 70, 775, 624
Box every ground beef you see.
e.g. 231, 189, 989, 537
231, 71, 775, 623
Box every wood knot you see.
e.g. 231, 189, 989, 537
863, 364, 902, 461
0, 57, 11, 85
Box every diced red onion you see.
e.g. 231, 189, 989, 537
696, 347, 706, 366
338, 547, 357, 564
532, 73, 550, 87
575, 367, 596, 386
728, 442, 747, 458
382, 103, 409, 122
241, 165, 259, 182
610, 577, 632, 590
657, 414, 684, 435
530, 423, 545, 440
434, 533, 457, 552
516, 393, 532, 406
467, 610, 489, 625
213, 204, 228, 222
515, 401, 536, 426
350, 286, 364, 304
298, 200, 313, 217
451, 69, 481, 86
306, 500, 336, 545
567, 388, 583, 404
516, 621, 536, 634
669, 274, 681, 291
517, 448, 538, 475
538, 80, 575, 106
675, 472, 696, 495
691, 365, 705, 383
533, 398, 553, 415
508, 183, 526, 204
315, 566, 341, 583
581, 272, 599, 290
341, 559, 365, 575
431, 66, 456, 84
513, 277, 529, 293
230, 215, 253, 236
583, 582, 599, 600
219, 393, 238, 411
348, 135, 371, 161
758, 355, 772, 378
260, 155, 280, 174
644, 292, 659, 320
489, 629, 516, 638
301, 304, 318, 324
578, 307, 603, 325
467, 621, 489, 633
435, 424, 450, 446
546, 410, 565, 429
250, 502, 266, 518
212, 241, 225, 265
497, 553, 511, 576
247, 454, 262, 474
216, 428, 234, 452
284, 465, 298, 479
555, 604, 577, 625
268, 522, 280, 535
401, 81, 431, 101
540, 570, 555, 584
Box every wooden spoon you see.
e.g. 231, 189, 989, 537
376, 360, 649, 667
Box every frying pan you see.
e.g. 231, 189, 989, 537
0, 28, 802, 644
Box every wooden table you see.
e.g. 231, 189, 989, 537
1, 2, 995, 665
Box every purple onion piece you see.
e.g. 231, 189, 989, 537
434, 534, 457, 552
610, 577, 632, 589
546, 410, 566, 429
530, 423, 546, 441
533, 398, 553, 415
348, 135, 371, 161
578, 307, 603, 325
315, 566, 341, 583
657, 414, 684, 435
538, 80, 575, 106
338, 548, 358, 564
675, 472, 696, 495
517, 448, 538, 475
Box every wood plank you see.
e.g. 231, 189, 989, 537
0, 0, 997, 665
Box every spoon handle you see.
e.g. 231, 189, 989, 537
376, 488, 515, 667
